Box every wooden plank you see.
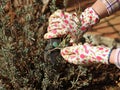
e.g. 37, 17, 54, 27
56, 0, 96, 12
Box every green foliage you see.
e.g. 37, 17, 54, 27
49, 0, 58, 13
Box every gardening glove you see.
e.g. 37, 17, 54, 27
61, 43, 112, 65
44, 7, 100, 43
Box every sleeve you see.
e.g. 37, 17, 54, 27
100, 0, 120, 15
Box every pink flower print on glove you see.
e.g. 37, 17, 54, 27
44, 7, 100, 43
44, 10, 79, 39
61, 43, 111, 65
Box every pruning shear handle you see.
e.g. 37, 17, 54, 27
44, 38, 61, 64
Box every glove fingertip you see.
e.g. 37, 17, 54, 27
44, 32, 60, 39
44, 33, 53, 39
60, 48, 69, 56
60, 49, 65, 56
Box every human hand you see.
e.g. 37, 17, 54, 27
44, 9, 79, 40
61, 43, 111, 65
44, 7, 100, 43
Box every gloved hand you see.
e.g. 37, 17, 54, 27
44, 7, 108, 65
61, 43, 111, 65
44, 7, 100, 43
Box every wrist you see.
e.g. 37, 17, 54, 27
109, 49, 116, 64
92, 0, 109, 18
109, 48, 120, 69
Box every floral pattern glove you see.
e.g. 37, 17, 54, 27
61, 43, 111, 65
44, 7, 100, 42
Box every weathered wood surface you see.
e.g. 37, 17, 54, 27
83, 33, 120, 48
56, 0, 96, 12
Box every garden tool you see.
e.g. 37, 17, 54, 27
44, 38, 61, 64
